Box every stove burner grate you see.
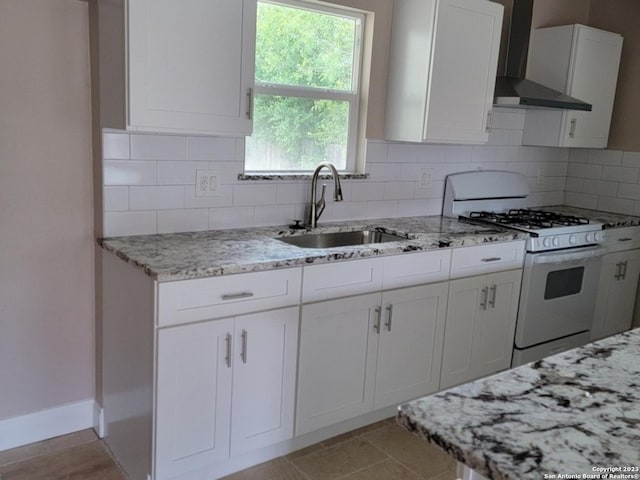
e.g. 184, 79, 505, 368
469, 209, 590, 230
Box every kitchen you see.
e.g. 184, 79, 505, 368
1, 0, 639, 479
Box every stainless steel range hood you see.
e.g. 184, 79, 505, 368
493, 0, 592, 111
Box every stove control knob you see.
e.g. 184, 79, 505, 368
569, 234, 577, 245
586, 233, 593, 243
594, 232, 601, 242
543, 238, 551, 248
552, 237, 560, 247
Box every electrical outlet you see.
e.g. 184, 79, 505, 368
195, 170, 219, 197
418, 168, 433, 189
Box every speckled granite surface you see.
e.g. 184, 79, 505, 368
542, 205, 640, 228
99, 216, 527, 281
397, 328, 640, 480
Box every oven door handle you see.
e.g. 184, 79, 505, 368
528, 246, 605, 265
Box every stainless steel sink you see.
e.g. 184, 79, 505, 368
277, 230, 405, 248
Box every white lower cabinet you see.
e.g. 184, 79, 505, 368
440, 270, 521, 389
592, 250, 640, 341
155, 307, 298, 479
296, 283, 448, 435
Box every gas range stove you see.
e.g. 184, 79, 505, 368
466, 208, 603, 251
442, 171, 604, 252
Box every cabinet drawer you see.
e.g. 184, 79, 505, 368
603, 226, 640, 253
157, 268, 302, 326
302, 258, 384, 303
450, 241, 525, 279
382, 250, 451, 290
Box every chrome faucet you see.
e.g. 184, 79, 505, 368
307, 163, 343, 228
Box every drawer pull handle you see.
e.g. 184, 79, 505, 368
241, 330, 248, 364
481, 257, 501, 263
225, 333, 232, 368
221, 292, 254, 301
385, 305, 393, 332
618, 238, 633, 242
374, 306, 382, 334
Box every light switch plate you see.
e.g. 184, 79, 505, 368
418, 168, 433, 190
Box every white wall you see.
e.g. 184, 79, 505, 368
0, 1, 94, 420
102, 108, 570, 236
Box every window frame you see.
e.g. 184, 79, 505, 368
246, 0, 365, 174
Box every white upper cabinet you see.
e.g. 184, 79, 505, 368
523, 24, 623, 149
384, 0, 503, 144
98, 0, 256, 136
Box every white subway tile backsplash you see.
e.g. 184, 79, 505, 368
588, 149, 623, 166
104, 211, 157, 236
158, 209, 209, 234
567, 163, 602, 180
384, 181, 416, 200
130, 134, 186, 160
103, 132, 130, 159
187, 136, 236, 161
365, 141, 388, 163
184, 184, 234, 208
581, 179, 618, 197
253, 205, 296, 227
157, 161, 209, 185
366, 200, 398, 219
104, 160, 157, 185
622, 151, 640, 168
104, 186, 129, 212
233, 184, 277, 206
129, 186, 184, 210
209, 206, 255, 229
597, 196, 633, 215
351, 182, 386, 201
387, 143, 419, 163
101, 131, 640, 237
601, 165, 640, 184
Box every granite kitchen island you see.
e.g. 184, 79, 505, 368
397, 329, 640, 480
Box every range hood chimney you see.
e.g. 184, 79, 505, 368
493, 0, 592, 111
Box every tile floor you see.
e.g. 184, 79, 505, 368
0, 419, 456, 480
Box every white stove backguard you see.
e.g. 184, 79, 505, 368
442, 170, 529, 218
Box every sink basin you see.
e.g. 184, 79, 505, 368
277, 230, 405, 249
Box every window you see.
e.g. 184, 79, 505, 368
245, 0, 364, 173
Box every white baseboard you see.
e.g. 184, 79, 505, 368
0, 399, 96, 451
93, 402, 105, 438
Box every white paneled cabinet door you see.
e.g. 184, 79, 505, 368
155, 318, 233, 480
425, 0, 503, 143
296, 294, 379, 435
441, 270, 521, 389
127, 0, 256, 135
592, 250, 640, 340
373, 283, 448, 409
385, 0, 503, 143
230, 307, 299, 456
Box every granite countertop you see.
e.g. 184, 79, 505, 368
99, 216, 528, 281
542, 205, 640, 229
397, 328, 640, 480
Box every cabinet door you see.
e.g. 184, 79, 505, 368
471, 269, 521, 378
128, 0, 256, 135
440, 275, 485, 389
230, 307, 299, 456
155, 318, 233, 480
425, 0, 502, 143
296, 294, 380, 435
560, 26, 623, 148
441, 270, 520, 389
593, 250, 640, 340
374, 283, 448, 409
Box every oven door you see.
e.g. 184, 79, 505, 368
515, 245, 604, 349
